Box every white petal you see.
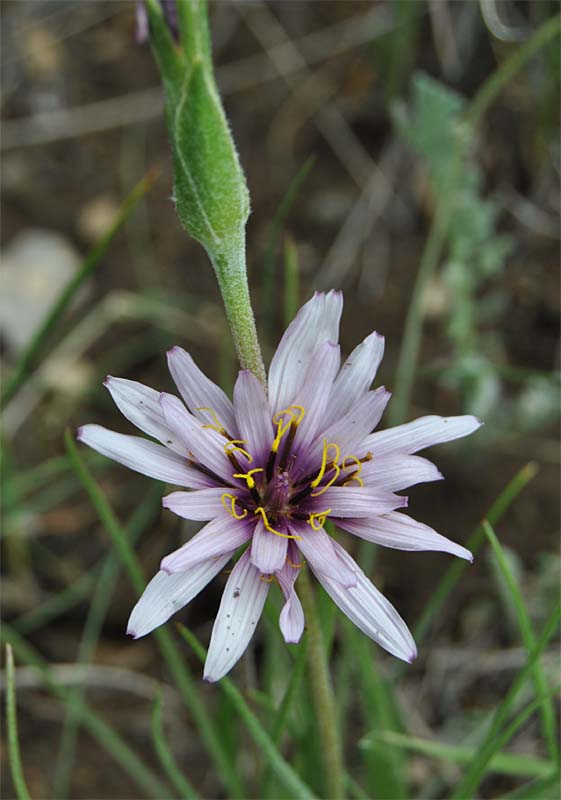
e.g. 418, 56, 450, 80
233, 370, 274, 459
167, 346, 237, 435
268, 291, 343, 414
250, 520, 288, 574
363, 415, 482, 457
277, 548, 304, 644
293, 342, 341, 453
338, 512, 473, 561
127, 555, 231, 638
323, 331, 385, 427
361, 455, 443, 491
163, 488, 229, 521
315, 486, 407, 517
104, 377, 185, 455
204, 551, 269, 682
77, 425, 213, 488
307, 387, 390, 462
292, 523, 357, 587
161, 515, 254, 573
159, 393, 235, 483
310, 539, 417, 662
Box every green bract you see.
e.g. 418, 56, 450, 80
147, 0, 249, 256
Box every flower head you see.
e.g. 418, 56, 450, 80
78, 291, 481, 681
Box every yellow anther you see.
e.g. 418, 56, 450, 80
287, 558, 305, 569
259, 574, 274, 583
254, 507, 302, 540
271, 405, 306, 453
308, 509, 332, 531
224, 439, 253, 463
311, 464, 340, 496
196, 407, 227, 435
232, 467, 263, 490
310, 439, 341, 489
221, 493, 248, 520
341, 454, 364, 487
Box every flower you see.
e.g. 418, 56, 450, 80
78, 291, 481, 681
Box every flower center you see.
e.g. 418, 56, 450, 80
197, 404, 371, 539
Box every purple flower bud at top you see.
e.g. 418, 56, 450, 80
136, 0, 179, 45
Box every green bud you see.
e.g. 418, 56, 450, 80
145, 0, 249, 261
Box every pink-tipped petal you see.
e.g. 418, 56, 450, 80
323, 331, 385, 427
363, 415, 482, 457
159, 393, 235, 483
160, 515, 253, 574
163, 488, 229, 521
310, 539, 417, 663
167, 347, 237, 435
77, 425, 213, 488
315, 486, 407, 518
269, 291, 343, 413
277, 545, 304, 644
204, 550, 269, 682
338, 512, 472, 561
104, 377, 184, 454
291, 523, 357, 587
250, 520, 288, 574
234, 370, 274, 458
361, 455, 443, 491
127, 554, 232, 638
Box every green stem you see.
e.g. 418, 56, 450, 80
213, 237, 267, 386
5, 645, 31, 800
298, 570, 345, 799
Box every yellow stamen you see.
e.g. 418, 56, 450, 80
340, 454, 364, 487
232, 467, 264, 490
224, 439, 253, 463
221, 493, 248, 520
310, 439, 341, 489
254, 507, 302, 540
308, 509, 332, 531
259, 574, 274, 583
196, 406, 227, 436
287, 558, 305, 569
271, 405, 306, 453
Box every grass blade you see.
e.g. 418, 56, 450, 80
64, 429, 244, 798
53, 484, 163, 799
262, 157, 315, 337
177, 624, 318, 800
483, 520, 558, 764
2, 627, 171, 799
5, 644, 31, 800
152, 689, 200, 800
344, 621, 407, 799
409, 462, 539, 651
362, 730, 554, 779
452, 601, 561, 799
1, 170, 157, 409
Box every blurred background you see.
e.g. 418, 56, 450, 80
1, 1, 559, 798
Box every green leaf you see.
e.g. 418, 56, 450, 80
5, 645, 31, 800
64, 430, 244, 798
361, 730, 554, 779
2, 627, 171, 800
483, 521, 559, 765
177, 624, 318, 800
152, 690, 200, 800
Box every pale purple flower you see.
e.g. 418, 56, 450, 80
78, 291, 481, 681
